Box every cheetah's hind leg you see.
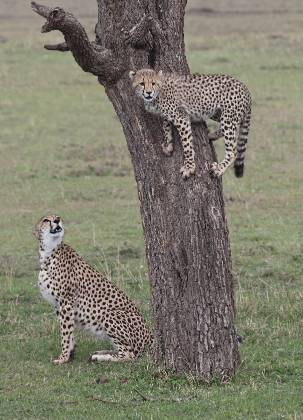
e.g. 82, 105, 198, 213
89, 309, 143, 362
209, 116, 239, 178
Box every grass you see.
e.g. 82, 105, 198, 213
1, 0, 303, 418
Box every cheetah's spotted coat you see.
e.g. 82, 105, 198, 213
35, 215, 151, 364
130, 69, 252, 179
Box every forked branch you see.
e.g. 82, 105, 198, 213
122, 13, 164, 67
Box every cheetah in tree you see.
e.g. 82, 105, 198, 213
34, 214, 151, 364
130, 69, 252, 179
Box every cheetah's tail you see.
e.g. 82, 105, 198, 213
234, 108, 251, 178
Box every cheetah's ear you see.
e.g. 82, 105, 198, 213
129, 70, 136, 80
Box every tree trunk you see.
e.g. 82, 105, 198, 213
32, 0, 240, 380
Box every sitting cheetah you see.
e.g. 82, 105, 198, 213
129, 69, 252, 179
34, 214, 151, 364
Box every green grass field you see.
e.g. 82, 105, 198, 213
1, 1, 303, 418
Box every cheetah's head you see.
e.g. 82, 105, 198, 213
34, 215, 64, 248
129, 69, 163, 103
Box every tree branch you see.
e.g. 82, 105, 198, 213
31, 1, 51, 18
31, 2, 125, 83
44, 42, 69, 52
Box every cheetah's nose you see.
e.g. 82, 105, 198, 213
145, 91, 152, 96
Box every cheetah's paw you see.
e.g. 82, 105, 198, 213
180, 162, 196, 179
209, 162, 224, 178
161, 143, 173, 156
53, 354, 71, 365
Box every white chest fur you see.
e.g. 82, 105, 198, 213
38, 269, 58, 308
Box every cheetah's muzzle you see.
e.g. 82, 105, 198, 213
50, 226, 62, 234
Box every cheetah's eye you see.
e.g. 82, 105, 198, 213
139, 82, 145, 86
152, 82, 155, 86
43, 219, 50, 223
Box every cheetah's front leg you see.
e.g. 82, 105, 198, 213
161, 120, 174, 156
53, 303, 75, 365
174, 114, 196, 179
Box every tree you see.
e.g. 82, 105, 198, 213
31, 0, 240, 380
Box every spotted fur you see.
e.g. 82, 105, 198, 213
130, 69, 252, 178
35, 215, 151, 364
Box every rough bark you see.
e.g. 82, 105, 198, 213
32, 0, 240, 380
